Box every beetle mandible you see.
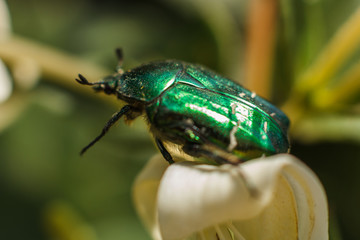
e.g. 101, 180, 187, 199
76, 49, 290, 164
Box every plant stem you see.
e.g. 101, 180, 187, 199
244, 0, 277, 99
0, 35, 117, 105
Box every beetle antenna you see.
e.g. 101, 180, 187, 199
115, 48, 124, 74
80, 105, 133, 155
75, 74, 95, 86
115, 48, 123, 67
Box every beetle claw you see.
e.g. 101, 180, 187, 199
75, 78, 84, 85
75, 74, 93, 85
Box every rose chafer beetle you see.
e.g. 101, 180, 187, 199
76, 49, 289, 164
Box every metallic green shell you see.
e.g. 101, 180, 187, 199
118, 61, 289, 134
146, 80, 289, 160
99, 60, 290, 160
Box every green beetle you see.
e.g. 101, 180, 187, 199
77, 49, 289, 164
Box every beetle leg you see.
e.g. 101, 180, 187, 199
182, 143, 242, 165
80, 105, 133, 155
182, 144, 225, 164
153, 118, 242, 164
155, 138, 174, 164
181, 125, 243, 165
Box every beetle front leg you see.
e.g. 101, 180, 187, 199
155, 138, 174, 164
80, 105, 133, 155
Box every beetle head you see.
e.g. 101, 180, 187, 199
76, 48, 124, 95
75, 74, 118, 95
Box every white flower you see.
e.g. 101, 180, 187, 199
133, 154, 328, 240
0, 58, 12, 102
0, 0, 12, 103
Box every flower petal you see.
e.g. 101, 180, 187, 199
133, 154, 328, 240
157, 154, 328, 240
239, 154, 328, 240
0, 58, 12, 102
133, 155, 169, 240
0, 0, 12, 103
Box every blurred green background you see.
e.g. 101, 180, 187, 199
1, 0, 360, 239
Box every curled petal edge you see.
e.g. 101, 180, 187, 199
133, 154, 328, 240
